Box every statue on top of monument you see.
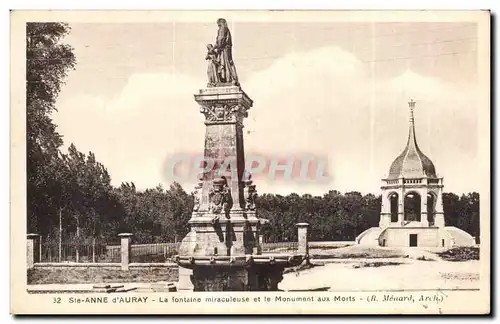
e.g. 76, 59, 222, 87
206, 18, 239, 87
205, 43, 220, 87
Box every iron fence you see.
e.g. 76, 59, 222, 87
39, 238, 121, 263
261, 241, 298, 253
36, 237, 303, 264
130, 243, 180, 263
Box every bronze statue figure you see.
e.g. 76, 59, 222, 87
205, 44, 220, 87
205, 18, 239, 87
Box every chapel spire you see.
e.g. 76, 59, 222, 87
387, 98, 437, 179
407, 98, 418, 150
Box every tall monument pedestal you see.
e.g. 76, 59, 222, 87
174, 84, 306, 291
174, 19, 306, 290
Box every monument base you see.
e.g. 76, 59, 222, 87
179, 216, 261, 257
174, 254, 304, 292
191, 264, 285, 291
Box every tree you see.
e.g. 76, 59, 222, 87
26, 23, 76, 233
443, 193, 461, 228
167, 182, 193, 242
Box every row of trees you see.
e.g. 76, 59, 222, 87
28, 142, 193, 245
26, 22, 481, 247
259, 192, 480, 242
26, 22, 193, 245
259, 191, 380, 242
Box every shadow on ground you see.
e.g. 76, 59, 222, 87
285, 287, 331, 292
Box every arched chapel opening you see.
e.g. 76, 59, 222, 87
390, 193, 399, 222
427, 193, 436, 226
404, 192, 421, 222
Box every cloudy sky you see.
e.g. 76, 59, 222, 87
52, 20, 480, 196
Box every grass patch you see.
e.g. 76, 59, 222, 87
263, 247, 297, 253
352, 261, 403, 269
283, 261, 324, 275
416, 255, 435, 261
28, 267, 178, 285
436, 247, 479, 261
309, 245, 407, 259
440, 272, 480, 281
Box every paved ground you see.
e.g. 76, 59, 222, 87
280, 249, 480, 292
27, 281, 174, 293
27, 247, 481, 293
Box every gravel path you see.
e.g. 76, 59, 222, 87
280, 257, 480, 292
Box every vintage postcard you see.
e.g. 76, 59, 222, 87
10, 10, 490, 315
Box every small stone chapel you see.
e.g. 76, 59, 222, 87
356, 99, 476, 248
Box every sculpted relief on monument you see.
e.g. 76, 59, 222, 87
199, 104, 247, 123
208, 177, 233, 221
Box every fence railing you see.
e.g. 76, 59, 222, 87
37, 241, 179, 264
34, 238, 305, 264
27, 224, 311, 270
37, 240, 303, 264
261, 242, 298, 253
40, 241, 121, 263
107, 243, 181, 263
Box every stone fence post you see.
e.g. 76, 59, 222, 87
296, 223, 309, 257
257, 234, 263, 254
118, 233, 133, 270
27, 233, 39, 269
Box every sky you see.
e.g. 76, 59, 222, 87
52, 21, 480, 196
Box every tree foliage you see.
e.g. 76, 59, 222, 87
443, 192, 480, 242
25, 23, 193, 244
27, 22, 76, 233
258, 191, 479, 242
258, 191, 380, 242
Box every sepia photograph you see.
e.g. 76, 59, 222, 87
10, 10, 490, 315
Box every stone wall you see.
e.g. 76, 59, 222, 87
28, 264, 178, 285
379, 227, 441, 247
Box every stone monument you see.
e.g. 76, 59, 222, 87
174, 18, 306, 291
356, 99, 476, 248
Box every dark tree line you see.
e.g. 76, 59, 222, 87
258, 191, 380, 242
443, 192, 480, 242
26, 23, 481, 246
258, 192, 480, 242
26, 22, 193, 245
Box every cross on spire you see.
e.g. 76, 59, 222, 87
408, 98, 416, 109
408, 98, 416, 127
